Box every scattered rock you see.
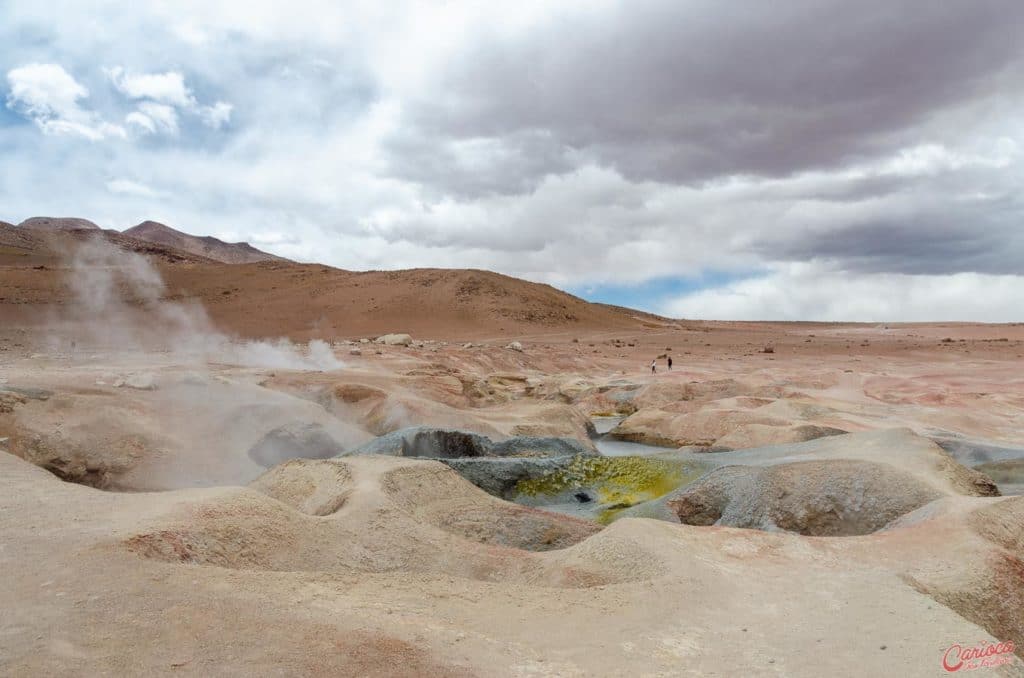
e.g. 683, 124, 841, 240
349, 348, 362, 356
505, 341, 524, 352
375, 334, 413, 346
115, 373, 158, 390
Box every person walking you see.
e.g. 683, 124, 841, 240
668, 356, 673, 370
651, 359, 657, 374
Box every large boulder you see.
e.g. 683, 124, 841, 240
667, 460, 947, 535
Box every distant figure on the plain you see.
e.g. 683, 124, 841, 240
668, 356, 673, 370
651, 359, 657, 374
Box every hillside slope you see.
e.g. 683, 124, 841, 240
0, 223, 659, 339
0, 222, 217, 265
158, 264, 663, 339
123, 221, 285, 264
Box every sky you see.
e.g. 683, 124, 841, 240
2, 1, 1023, 321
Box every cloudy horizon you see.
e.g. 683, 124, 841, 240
3, 1, 1023, 321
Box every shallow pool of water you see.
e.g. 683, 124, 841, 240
591, 416, 625, 435
595, 437, 676, 457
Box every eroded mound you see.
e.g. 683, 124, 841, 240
126, 457, 606, 586
1, 376, 371, 490
668, 460, 946, 535
897, 497, 1024, 663
248, 458, 353, 515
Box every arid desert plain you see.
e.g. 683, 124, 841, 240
1, 223, 1022, 677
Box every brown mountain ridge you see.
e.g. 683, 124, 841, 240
122, 221, 286, 264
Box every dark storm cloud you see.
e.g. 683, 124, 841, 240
755, 200, 1024, 275
382, 127, 576, 199
395, 0, 1024, 191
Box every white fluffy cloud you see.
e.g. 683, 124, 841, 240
108, 66, 229, 135
106, 178, 164, 198
133, 102, 179, 135
107, 66, 195, 107
199, 101, 232, 128
5, 63, 125, 140
1, 2, 1023, 321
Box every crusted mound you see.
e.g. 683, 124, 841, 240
2, 375, 371, 490
128, 457, 604, 585
668, 460, 946, 536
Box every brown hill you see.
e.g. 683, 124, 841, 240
0, 223, 661, 340
123, 221, 286, 264
158, 264, 666, 340
19, 216, 101, 231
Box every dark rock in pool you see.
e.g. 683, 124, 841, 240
441, 456, 578, 500
341, 426, 597, 460
249, 423, 347, 468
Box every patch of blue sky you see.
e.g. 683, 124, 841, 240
566, 270, 759, 314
